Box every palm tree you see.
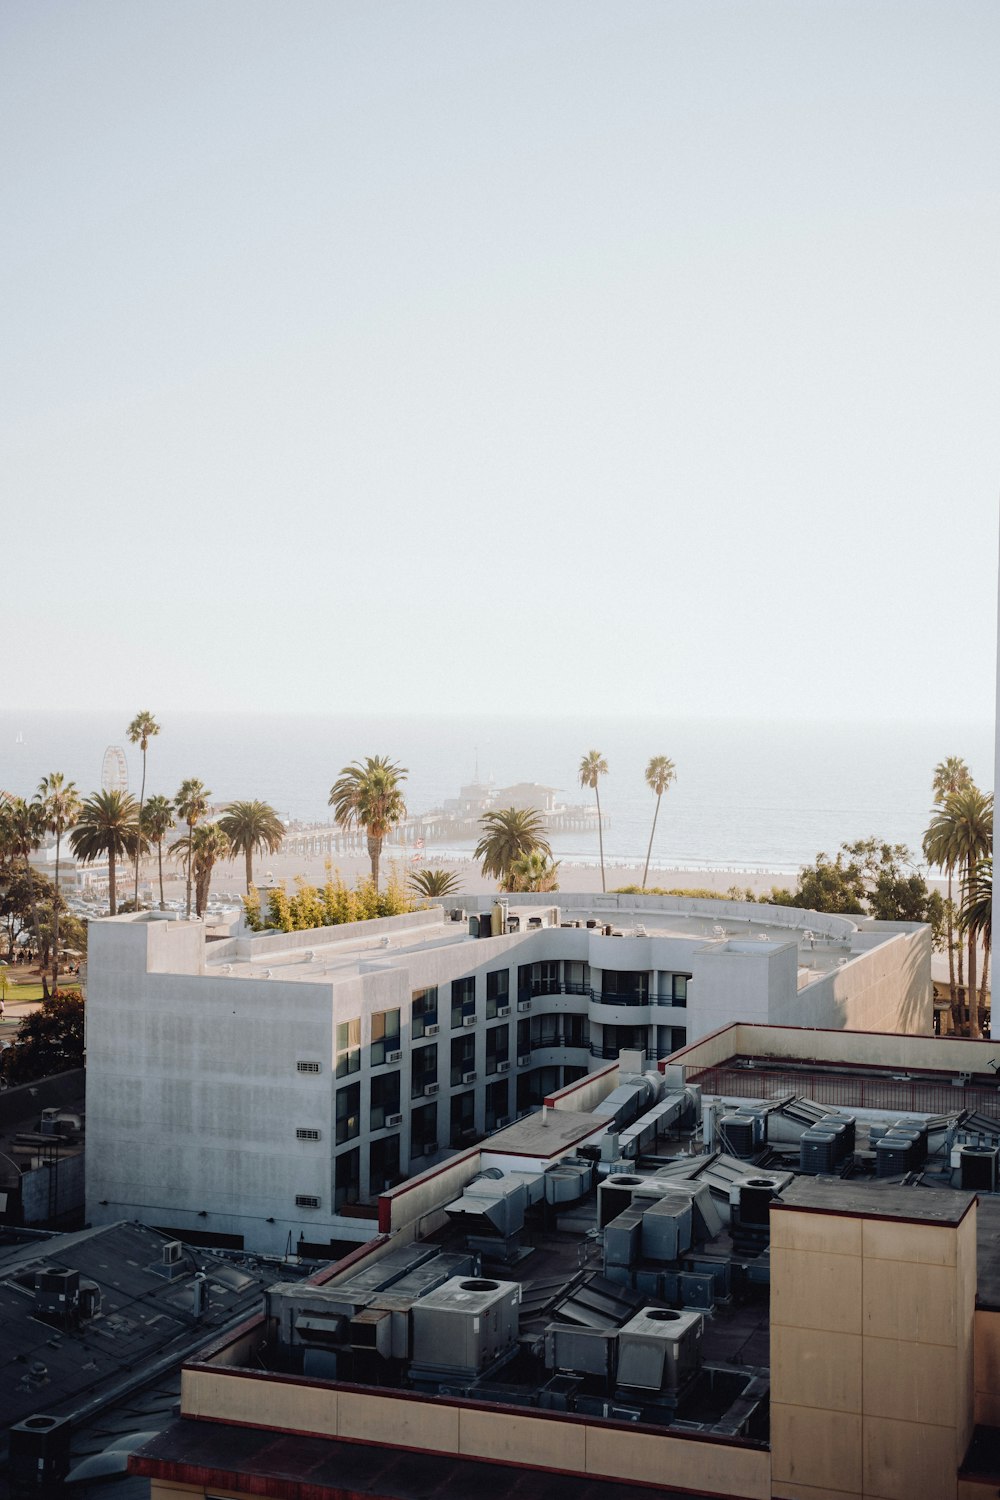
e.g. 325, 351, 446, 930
69, 790, 140, 916
3, 796, 46, 972
960, 856, 992, 1037
171, 824, 230, 916
329, 757, 407, 893
641, 756, 677, 891
474, 807, 552, 889
142, 794, 175, 908
408, 867, 463, 899
924, 785, 992, 1035
218, 799, 285, 893
579, 751, 609, 893
36, 772, 82, 994
127, 711, 160, 909
175, 779, 211, 918
508, 847, 561, 893
928, 757, 973, 1005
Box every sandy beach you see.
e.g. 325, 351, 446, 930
153, 847, 799, 905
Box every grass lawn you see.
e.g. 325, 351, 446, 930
1, 980, 82, 1002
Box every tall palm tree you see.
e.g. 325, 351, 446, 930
924, 786, 992, 1036
474, 807, 552, 889
127, 711, 160, 908
960, 856, 992, 1037
69, 790, 140, 916
3, 796, 46, 975
408, 867, 463, 899
175, 779, 211, 919
508, 847, 561, 893
171, 824, 230, 916
218, 799, 285, 893
329, 757, 407, 893
142, 794, 175, 908
36, 772, 82, 994
928, 756, 973, 1005
641, 756, 677, 891
579, 751, 609, 893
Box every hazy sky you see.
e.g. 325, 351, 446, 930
4, 1, 997, 722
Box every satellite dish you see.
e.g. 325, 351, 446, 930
101, 745, 129, 795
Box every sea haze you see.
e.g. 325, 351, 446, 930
0, 711, 992, 877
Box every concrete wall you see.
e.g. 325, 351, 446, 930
179, 1364, 769, 1498
770, 1200, 976, 1500
674, 1021, 1000, 1079
21, 1150, 84, 1226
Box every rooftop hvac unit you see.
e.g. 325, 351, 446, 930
617, 1307, 704, 1392
544, 1160, 594, 1205
876, 1134, 916, 1177
604, 1204, 644, 1269
729, 1173, 790, 1226
598, 1173, 647, 1227
720, 1114, 765, 1160
425, 1024, 440, 1036
9, 1415, 73, 1491
468, 915, 481, 938
799, 1130, 838, 1175
640, 1192, 693, 1262
960, 1147, 999, 1192
162, 1240, 184, 1266
544, 1324, 618, 1379
35, 1268, 80, 1319
818, 1115, 856, 1159
348, 1308, 393, 1357
410, 1276, 520, 1381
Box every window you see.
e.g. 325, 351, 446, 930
450, 1090, 476, 1147
564, 960, 590, 995
411, 1101, 438, 1154
335, 1083, 360, 1145
334, 1148, 360, 1210
411, 1042, 438, 1096
486, 1024, 509, 1075
532, 960, 559, 996
485, 1078, 509, 1131
370, 1070, 400, 1131
370, 1134, 401, 1193
486, 969, 509, 1019
296, 1128, 321, 1141
601, 970, 650, 1004
297, 1060, 321, 1074
336, 1019, 361, 1078
411, 987, 439, 1038
516, 1018, 531, 1053
672, 974, 689, 1007
451, 1033, 475, 1086
371, 1008, 400, 1067
451, 977, 476, 1029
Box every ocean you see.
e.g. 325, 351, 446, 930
0, 710, 993, 877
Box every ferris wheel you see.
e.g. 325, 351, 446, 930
101, 745, 129, 796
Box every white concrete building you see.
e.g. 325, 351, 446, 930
84, 892, 931, 1255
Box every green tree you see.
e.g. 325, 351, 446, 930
141, 794, 175, 909
508, 847, 561, 892
408, 867, 463, 898
474, 807, 552, 889
175, 778, 211, 918
218, 799, 285, 893
579, 750, 609, 893
925, 787, 993, 1035
1, 797, 46, 963
0, 867, 54, 960
641, 755, 676, 892
36, 772, 82, 995
926, 757, 973, 1007
171, 823, 230, 917
960, 856, 992, 1036
328, 757, 408, 893
69, 790, 141, 916
127, 710, 160, 908
1, 990, 85, 1085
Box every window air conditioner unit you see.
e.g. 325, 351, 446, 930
387, 1050, 403, 1064
386, 1113, 403, 1127
425, 1024, 440, 1036
496, 1116, 510, 1129
517, 1054, 531, 1067
517, 1000, 531, 1012
424, 1142, 438, 1155
497, 1060, 510, 1073
463, 1015, 477, 1028
497, 1005, 511, 1017
426, 1082, 440, 1095
463, 1070, 477, 1084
